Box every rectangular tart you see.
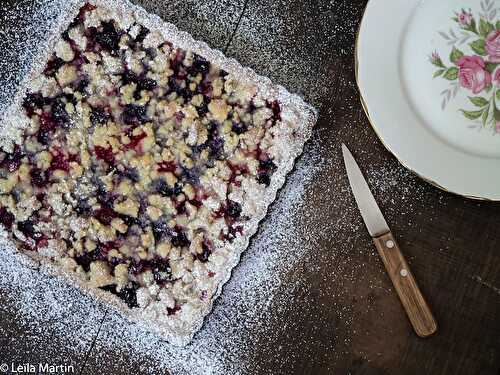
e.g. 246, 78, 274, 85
0, 0, 317, 346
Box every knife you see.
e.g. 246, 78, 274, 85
342, 144, 437, 338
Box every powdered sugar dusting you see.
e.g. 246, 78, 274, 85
0, 236, 105, 366
0, 133, 329, 374
136, 0, 245, 51
86, 137, 329, 374
0, 0, 444, 373
0, 0, 327, 371
0, 0, 76, 109
0, 0, 317, 346
227, 0, 363, 107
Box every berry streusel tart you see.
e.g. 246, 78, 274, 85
0, 0, 316, 345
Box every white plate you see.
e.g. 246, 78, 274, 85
357, 0, 500, 200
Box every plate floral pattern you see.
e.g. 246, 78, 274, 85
431, 0, 500, 132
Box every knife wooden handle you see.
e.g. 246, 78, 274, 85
373, 232, 437, 338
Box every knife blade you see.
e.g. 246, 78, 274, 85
341, 144, 389, 237
342, 143, 437, 338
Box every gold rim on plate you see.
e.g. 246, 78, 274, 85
354, 0, 493, 202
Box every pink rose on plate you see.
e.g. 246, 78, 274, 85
496, 122, 500, 133
456, 56, 491, 94
486, 30, 500, 63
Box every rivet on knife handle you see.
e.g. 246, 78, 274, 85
373, 232, 437, 337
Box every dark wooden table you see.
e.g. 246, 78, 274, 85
1, 0, 499, 374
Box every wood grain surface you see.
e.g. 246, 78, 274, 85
1, 0, 499, 374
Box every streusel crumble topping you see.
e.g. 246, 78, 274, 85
0, 0, 317, 345
0, 3, 286, 313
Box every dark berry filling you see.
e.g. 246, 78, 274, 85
3, 2, 286, 314
231, 122, 248, 135
125, 131, 147, 150
167, 304, 181, 316
94, 206, 118, 225
17, 220, 36, 239
152, 178, 174, 197
48, 149, 74, 173
0, 146, 24, 173
51, 99, 71, 128
22, 92, 47, 117
94, 21, 121, 54
30, 168, 48, 188
44, 57, 65, 77
120, 167, 140, 183
267, 100, 281, 123
171, 227, 190, 248
94, 145, 116, 165
226, 200, 242, 219
151, 218, 171, 243
257, 157, 277, 187
134, 25, 150, 44
137, 77, 157, 92
90, 107, 110, 125
122, 104, 148, 125
0, 207, 15, 229
151, 258, 172, 284
197, 238, 213, 263
100, 281, 139, 308
157, 160, 177, 173
75, 198, 92, 216
189, 56, 210, 76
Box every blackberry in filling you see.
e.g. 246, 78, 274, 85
122, 104, 149, 125
0, 208, 15, 228
0, 146, 24, 173
90, 107, 110, 125
100, 281, 140, 308
94, 21, 121, 54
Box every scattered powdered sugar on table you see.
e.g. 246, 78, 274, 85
0, 0, 444, 373
0, 128, 437, 374
0, 240, 105, 355
129, 0, 245, 51
227, 0, 363, 107
0, 0, 77, 110
0, 133, 329, 374
0, 1, 330, 373
89, 137, 329, 375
